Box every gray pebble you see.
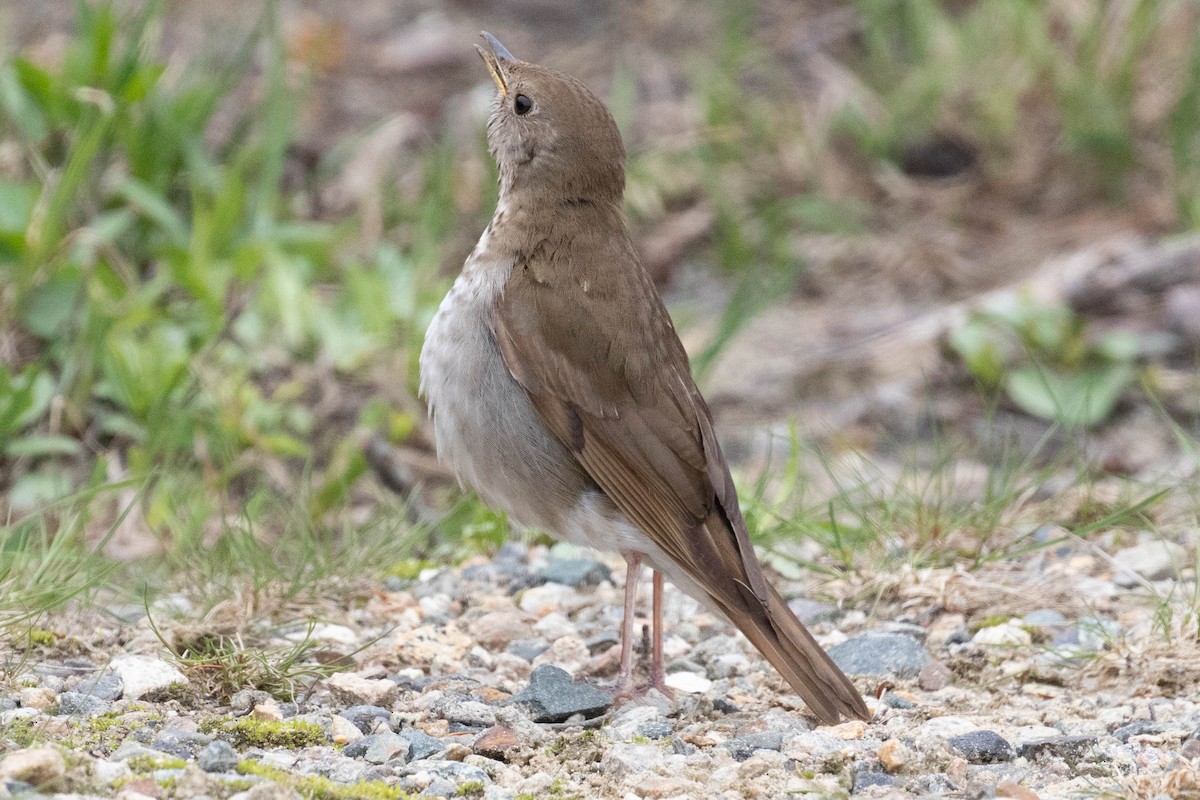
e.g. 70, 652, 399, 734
152, 729, 213, 759
339, 705, 394, 734
198, 739, 240, 773
420, 779, 457, 797
724, 731, 784, 761
1112, 721, 1169, 742
828, 634, 931, 679
538, 558, 611, 588
1018, 735, 1097, 761
57, 692, 110, 717
364, 732, 410, 765
948, 730, 1015, 763
852, 768, 893, 793
399, 728, 445, 761
75, 672, 123, 701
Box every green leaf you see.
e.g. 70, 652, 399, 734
4, 434, 82, 458
1004, 365, 1135, 428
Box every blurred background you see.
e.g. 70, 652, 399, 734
1, 0, 1198, 619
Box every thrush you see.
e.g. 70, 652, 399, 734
419, 32, 869, 724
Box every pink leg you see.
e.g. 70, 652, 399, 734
613, 552, 642, 697
649, 570, 673, 696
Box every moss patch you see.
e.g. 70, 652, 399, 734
238, 760, 413, 799
200, 716, 325, 749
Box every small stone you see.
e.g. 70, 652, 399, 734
399, 728, 445, 761
996, 779, 1040, 800
1022, 609, 1067, 631
1111, 721, 1169, 742
852, 766, 893, 793
18, 688, 55, 711
509, 665, 612, 723
538, 558, 611, 588
330, 715, 364, 745
473, 724, 520, 761
948, 730, 1015, 763
468, 611, 535, 650
230, 689, 273, 714
0, 747, 66, 787
877, 738, 909, 772
882, 691, 914, 709
919, 716, 979, 737
1017, 735, 1097, 761
787, 598, 837, 624
828, 634, 930, 679
327, 672, 399, 707
604, 706, 664, 742
151, 729, 212, 759
601, 743, 663, 777
724, 731, 784, 762
57, 692, 111, 717
664, 671, 711, 695
110, 656, 187, 700
436, 698, 496, 728
517, 583, 577, 616
1074, 615, 1123, 650
364, 732, 410, 765
91, 758, 132, 785
1111, 540, 1187, 587
252, 701, 284, 722
339, 705, 393, 734
76, 671, 124, 701
918, 661, 953, 691
506, 638, 550, 662
198, 740, 239, 773
973, 621, 1032, 646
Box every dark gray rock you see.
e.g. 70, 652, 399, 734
339, 705, 394, 734
1018, 735, 1097, 761
538, 558, 611, 588
724, 731, 784, 762
198, 740, 239, 773
509, 664, 612, 722
948, 730, 1015, 763
343, 734, 384, 760
151, 729, 213, 759
828, 634, 931, 679
882, 691, 914, 709
1112, 721, 1170, 742
852, 767, 893, 793
712, 698, 740, 714
638, 721, 673, 740
75, 671, 123, 701
399, 728, 444, 761
57, 692, 111, 717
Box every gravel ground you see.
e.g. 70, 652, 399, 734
2, 533, 1198, 800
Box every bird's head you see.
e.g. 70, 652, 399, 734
476, 32, 626, 205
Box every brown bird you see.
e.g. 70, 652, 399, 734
419, 32, 869, 724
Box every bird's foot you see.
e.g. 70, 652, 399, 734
609, 672, 675, 703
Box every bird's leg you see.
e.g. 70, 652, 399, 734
647, 569, 674, 697
612, 551, 642, 699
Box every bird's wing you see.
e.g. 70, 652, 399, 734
491, 224, 869, 724
491, 228, 768, 605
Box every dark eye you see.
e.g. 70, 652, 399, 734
513, 94, 532, 115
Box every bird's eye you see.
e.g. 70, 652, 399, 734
513, 94, 532, 115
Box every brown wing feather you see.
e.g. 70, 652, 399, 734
492, 222, 867, 723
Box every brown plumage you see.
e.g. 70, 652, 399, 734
419, 33, 868, 724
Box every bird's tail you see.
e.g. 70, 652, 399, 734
716, 578, 869, 725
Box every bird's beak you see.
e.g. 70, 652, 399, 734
476, 31, 515, 98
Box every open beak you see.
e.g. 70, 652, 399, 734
476, 31, 515, 97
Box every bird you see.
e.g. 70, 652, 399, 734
418, 32, 869, 725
